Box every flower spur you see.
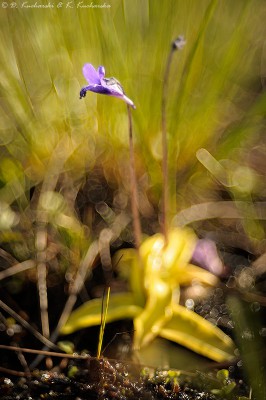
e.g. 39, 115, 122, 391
80, 63, 136, 109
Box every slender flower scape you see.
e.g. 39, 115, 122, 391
80, 63, 136, 109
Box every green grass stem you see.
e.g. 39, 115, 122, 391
97, 286, 111, 359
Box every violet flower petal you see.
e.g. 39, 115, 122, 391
82, 63, 101, 84
101, 77, 136, 108
85, 84, 110, 95
79, 83, 112, 99
122, 94, 136, 109
101, 77, 124, 96
97, 66, 105, 80
191, 239, 224, 276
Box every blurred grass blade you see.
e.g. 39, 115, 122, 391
60, 292, 142, 335
171, 0, 218, 123
97, 286, 110, 359
160, 304, 236, 362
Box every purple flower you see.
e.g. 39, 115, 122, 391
191, 239, 225, 276
80, 63, 136, 109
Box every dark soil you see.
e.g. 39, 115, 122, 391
0, 356, 240, 400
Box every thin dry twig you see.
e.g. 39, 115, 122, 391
10, 342, 31, 375
0, 366, 31, 377
0, 260, 36, 280
35, 216, 50, 340
161, 36, 185, 244
0, 344, 197, 376
0, 300, 59, 351
34, 135, 75, 341
0, 248, 18, 265
55, 240, 99, 334
0, 344, 89, 359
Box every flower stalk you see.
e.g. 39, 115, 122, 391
127, 105, 142, 249
161, 36, 186, 245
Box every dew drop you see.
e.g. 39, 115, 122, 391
185, 298, 194, 310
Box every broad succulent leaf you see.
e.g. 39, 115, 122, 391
160, 304, 236, 362
61, 292, 142, 335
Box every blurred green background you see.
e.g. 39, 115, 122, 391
0, 0, 266, 259
1, 1, 266, 388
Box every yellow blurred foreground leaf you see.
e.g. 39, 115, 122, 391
61, 292, 142, 335
160, 304, 236, 362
